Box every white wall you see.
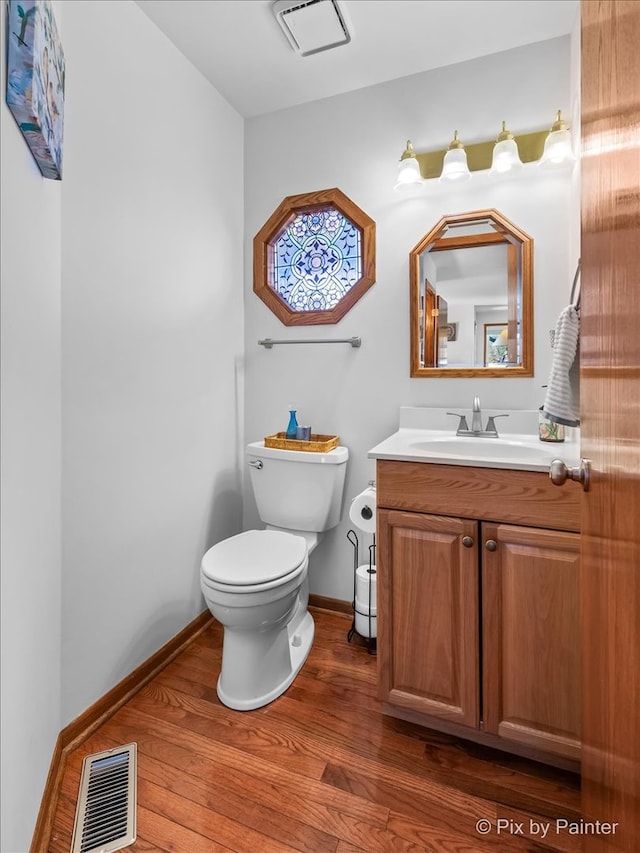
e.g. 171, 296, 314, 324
1, 1, 244, 848
244, 37, 576, 602
60, 0, 244, 724
1, 1, 63, 847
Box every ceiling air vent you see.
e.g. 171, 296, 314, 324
272, 0, 352, 57
70, 743, 137, 853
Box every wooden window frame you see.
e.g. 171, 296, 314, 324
253, 187, 376, 326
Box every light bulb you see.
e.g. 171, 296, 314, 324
394, 140, 424, 192
490, 121, 522, 175
440, 131, 471, 182
540, 111, 575, 167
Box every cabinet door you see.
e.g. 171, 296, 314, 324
482, 523, 581, 761
378, 509, 479, 728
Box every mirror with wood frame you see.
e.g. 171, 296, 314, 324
410, 209, 533, 378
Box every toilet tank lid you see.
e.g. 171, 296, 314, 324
247, 441, 348, 464
201, 530, 307, 585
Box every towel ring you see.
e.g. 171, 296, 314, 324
570, 259, 581, 312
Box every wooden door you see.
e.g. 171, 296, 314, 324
482, 523, 581, 763
581, 1, 640, 848
436, 294, 449, 365
424, 282, 437, 366
377, 509, 479, 727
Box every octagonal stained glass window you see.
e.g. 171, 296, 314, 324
253, 188, 376, 326
273, 209, 362, 312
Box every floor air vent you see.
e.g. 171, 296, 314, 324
71, 743, 137, 853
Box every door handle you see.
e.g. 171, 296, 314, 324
549, 458, 591, 492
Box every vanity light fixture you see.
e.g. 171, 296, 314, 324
539, 110, 576, 167
490, 121, 523, 174
394, 140, 425, 192
440, 131, 471, 182
395, 109, 574, 189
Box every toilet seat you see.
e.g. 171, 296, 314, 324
201, 529, 308, 593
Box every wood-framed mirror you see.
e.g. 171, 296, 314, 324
410, 209, 533, 378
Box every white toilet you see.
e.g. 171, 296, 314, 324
200, 439, 348, 710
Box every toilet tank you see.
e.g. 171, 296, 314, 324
247, 441, 348, 532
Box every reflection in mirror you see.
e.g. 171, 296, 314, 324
410, 209, 533, 378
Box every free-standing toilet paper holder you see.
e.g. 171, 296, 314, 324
346, 525, 377, 655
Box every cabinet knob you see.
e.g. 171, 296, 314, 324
485, 539, 498, 552
462, 536, 474, 548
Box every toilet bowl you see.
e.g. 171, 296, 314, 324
200, 441, 348, 711
201, 529, 311, 710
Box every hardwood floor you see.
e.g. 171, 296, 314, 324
48, 608, 580, 852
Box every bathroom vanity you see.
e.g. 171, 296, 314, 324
369, 409, 581, 771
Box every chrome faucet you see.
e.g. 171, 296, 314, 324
471, 395, 482, 433
446, 396, 510, 437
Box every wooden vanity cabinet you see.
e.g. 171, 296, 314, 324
377, 510, 480, 728
482, 522, 581, 761
376, 460, 581, 769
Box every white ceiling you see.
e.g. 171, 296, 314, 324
134, 0, 579, 119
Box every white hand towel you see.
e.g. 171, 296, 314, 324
542, 305, 580, 426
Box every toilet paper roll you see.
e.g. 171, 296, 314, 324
355, 564, 377, 607
349, 486, 377, 534
355, 610, 377, 638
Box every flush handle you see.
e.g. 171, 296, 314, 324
549, 458, 591, 492
248, 459, 263, 470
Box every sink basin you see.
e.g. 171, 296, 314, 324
409, 437, 557, 460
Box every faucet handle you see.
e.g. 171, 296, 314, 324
446, 412, 469, 434
485, 414, 509, 435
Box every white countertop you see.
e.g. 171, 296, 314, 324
367, 408, 580, 473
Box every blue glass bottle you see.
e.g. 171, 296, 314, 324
286, 407, 298, 439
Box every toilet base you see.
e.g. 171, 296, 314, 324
217, 608, 315, 711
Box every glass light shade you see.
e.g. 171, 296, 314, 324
540, 128, 575, 167
440, 147, 471, 182
490, 138, 522, 174
394, 156, 424, 191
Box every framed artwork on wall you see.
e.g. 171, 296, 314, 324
6, 0, 65, 180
